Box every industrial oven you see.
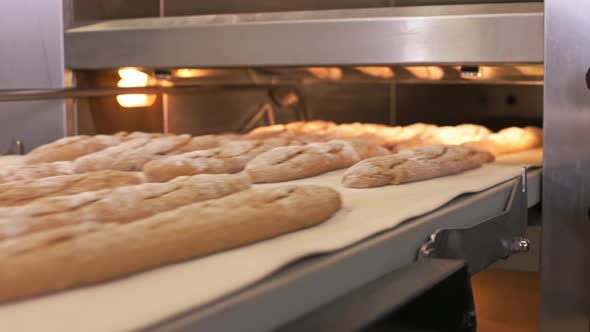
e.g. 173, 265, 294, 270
0, 0, 588, 331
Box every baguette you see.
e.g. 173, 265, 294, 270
246, 139, 389, 183
0, 161, 75, 185
0, 155, 25, 168
73, 135, 191, 173
143, 137, 304, 182
25, 134, 125, 164
0, 173, 250, 240
462, 126, 543, 156
174, 135, 232, 153
342, 145, 495, 188
0, 185, 341, 302
0, 170, 147, 207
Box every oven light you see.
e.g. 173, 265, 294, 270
355, 66, 394, 79
306, 67, 343, 80
116, 67, 156, 108
405, 66, 444, 80
173, 68, 218, 78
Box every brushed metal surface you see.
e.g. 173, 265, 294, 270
65, 3, 543, 69
162, 0, 540, 16
0, 0, 65, 152
542, 0, 590, 330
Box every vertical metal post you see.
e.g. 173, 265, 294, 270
388, 83, 397, 126
542, 0, 590, 330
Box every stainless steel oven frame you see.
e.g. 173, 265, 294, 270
0, 1, 588, 330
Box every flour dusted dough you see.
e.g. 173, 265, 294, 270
246, 139, 389, 183
25, 134, 125, 164
143, 137, 305, 182
342, 145, 495, 188
0, 161, 75, 185
463, 126, 543, 156
394, 124, 492, 151
0, 185, 341, 302
0, 173, 250, 240
73, 135, 191, 173
175, 135, 233, 153
0, 170, 147, 207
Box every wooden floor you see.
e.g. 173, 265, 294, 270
472, 269, 540, 332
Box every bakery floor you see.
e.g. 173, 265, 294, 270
472, 269, 540, 332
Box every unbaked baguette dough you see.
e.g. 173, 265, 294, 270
73, 134, 191, 173
143, 137, 305, 182
175, 135, 233, 153
0, 170, 147, 207
462, 126, 543, 156
0, 173, 250, 240
0, 155, 25, 168
0, 161, 75, 185
245, 139, 389, 183
25, 134, 126, 164
342, 145, 495, 188
0, 185, 341, 302
394, 124, 492, 151
0, 136, 190, 183
248, 121, 336, 139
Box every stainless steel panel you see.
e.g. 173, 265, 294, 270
542, 0, 590, 330
65, 3, 543, 69
163, 0, 393, 16
0, 0, 65, 152
72, 0, 160, 23
162, 0, 540, 16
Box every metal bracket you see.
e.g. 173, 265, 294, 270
239, 103, 277, 133
418, 167, 536, 275
240, 87, 309, 133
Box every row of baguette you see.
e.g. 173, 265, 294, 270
0, 121, 541, 206
0, 121, 542, 186
0, 121, 541, 302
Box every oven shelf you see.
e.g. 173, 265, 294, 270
65, 3, 543, 69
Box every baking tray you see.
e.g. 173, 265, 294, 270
146, 168, 541, 332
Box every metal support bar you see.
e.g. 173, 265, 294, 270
0, 85, 272, 102
277, 259, 475, 332
419, 167, 535, 274
239, 103, 277, 133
